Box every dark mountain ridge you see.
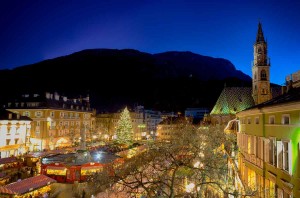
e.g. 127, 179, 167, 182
0, 49, 252, 112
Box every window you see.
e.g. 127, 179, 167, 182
269, 116, 275, 124
282, 114, 290, 125
261, 70, 267, 80
283, 141, 291, 173
35, 111, 42, 117
269, 137, 276, 166
277, 188, 292, 198
255, 117, 259, 124
277, 140, 292, 175
23, 111, 30, 117
60, 112, 64, 118
247, 118, 251, 124
257, 137, 264, 160
6, 139, 11, 145
15, 138, 19, 144
265, 179, 276, 198
50, 111, 55, 118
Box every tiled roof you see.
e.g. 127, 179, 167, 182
0, 157, 18, 165
0, 187, 15, 195
0, 175, 56, 195
210, 87, 255, 115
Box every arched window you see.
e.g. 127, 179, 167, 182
261, 70, 267, 80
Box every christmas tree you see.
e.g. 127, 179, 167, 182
115, 107, 133, 145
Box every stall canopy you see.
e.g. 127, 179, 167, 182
0, 157, 18, 165
0, 175, 56, 195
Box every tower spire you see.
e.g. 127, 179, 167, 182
256, 22, 265, 43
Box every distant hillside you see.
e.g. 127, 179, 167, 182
0, 49, 252, 112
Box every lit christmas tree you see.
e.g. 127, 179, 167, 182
115, 107, 133, 145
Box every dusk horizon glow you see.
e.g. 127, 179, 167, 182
1, 0, 300, 85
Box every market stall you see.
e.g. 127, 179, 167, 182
0, 175, 56, 198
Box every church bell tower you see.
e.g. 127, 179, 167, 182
252, 22, 271, 105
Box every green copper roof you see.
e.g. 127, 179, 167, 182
210, 87, 255, 115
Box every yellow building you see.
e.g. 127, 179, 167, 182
0, 109, 32, 157
237, 86, 300, 197
4, 92, 94, 151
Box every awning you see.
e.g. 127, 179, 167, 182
0, 144, 21, 151
0, 157, 18, 165
81, 166, 103, 170
47, 166, 66, 170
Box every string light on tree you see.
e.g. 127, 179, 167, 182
115, 107, 133, 145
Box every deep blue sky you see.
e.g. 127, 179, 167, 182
1, 0, 299, 85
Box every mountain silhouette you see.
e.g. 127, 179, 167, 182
0, 49, 252, 112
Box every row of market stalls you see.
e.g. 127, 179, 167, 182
0, 157, 23, 186
40, 149, 124, 183
0, 174, 56, 198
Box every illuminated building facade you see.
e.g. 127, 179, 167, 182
4, 92, 94, 151
0, 109, 32, 157
237, 86, 300, 197
95, 106, 162, 141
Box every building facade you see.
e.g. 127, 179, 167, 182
95, 106, 162, 141
0, 109, 32, 157
237, 86, 300, 197
4, 92, 94, 151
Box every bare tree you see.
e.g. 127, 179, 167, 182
88, 123, 255, 198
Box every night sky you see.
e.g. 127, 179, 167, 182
1, 0, 300, 85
